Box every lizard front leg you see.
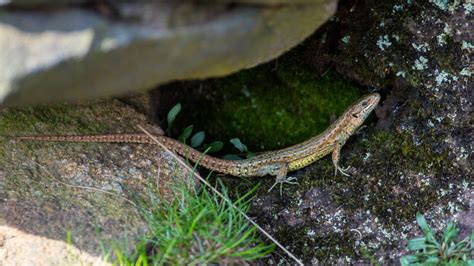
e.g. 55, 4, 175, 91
332, 140, 351, 177
268, 164, 297, 195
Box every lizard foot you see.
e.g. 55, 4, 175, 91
268, 176, 298, 196
334, 165, 351, 177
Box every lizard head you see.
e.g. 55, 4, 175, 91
341, 93, 380, 134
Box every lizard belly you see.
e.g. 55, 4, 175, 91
287, 146, 333, 171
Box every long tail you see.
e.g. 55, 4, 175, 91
16, 134, 241, 175
16, 134, 157, 144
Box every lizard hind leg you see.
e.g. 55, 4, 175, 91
268, 164, 298, 196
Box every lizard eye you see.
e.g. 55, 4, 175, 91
361, 101, 368, 107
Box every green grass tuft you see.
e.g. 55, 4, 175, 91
104, 177, 274, 265
400, 213, 473, 265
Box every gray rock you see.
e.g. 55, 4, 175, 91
0, 1, 336, 106
0, 0, 85, 7
0, 97, 193, 258
262, 0, 473, 263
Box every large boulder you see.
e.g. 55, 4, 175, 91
0, 0, 337, 106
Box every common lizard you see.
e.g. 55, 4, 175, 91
16, 93, 380, 191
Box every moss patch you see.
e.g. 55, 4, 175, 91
0, 99, 159, 255
161, 53, 363, 152
255, 129, 466, 263
300, 130, 455, 225
1, 105, 102, 135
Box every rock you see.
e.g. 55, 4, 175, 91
0, 0, 337, 106
2, 0, 86, 7
0, 226, 108, 266
305, 0, 472, 174
0, 97, 193, 262
175, 1, 470, 264
256, 0, 472, 263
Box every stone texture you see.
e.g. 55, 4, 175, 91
0, 96, 193, 261
0, 0, 337, 106
0, 226, 109, 266
304, 1, 472, 173
247, 0, 472, 263
1, 0, 85, 7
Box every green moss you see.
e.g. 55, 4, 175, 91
0, 104, 110, 136
299, 130, 453, 225
432, 44, 459, 75
404, 70, 423, 87
169, 55, 363, 151
0, 102, 116, 165
252, 129, 461, 262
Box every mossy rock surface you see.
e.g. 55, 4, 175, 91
0, 98, 192, 262
1, 0, 472, 263
230, 0, 472, 264
158, 55, 363, 152
154, 0, 473, 264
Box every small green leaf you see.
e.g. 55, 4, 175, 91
470, 229, 474, 247
246, 152, 256, 159
400, 255, 418, 265
416, 213, 434, 236
399, 257, 409, 266
190, 131, 205, 148
407, 237, 428, 251
425, 256, 439, 264
167, 103, 182, 126
230, 138, 248, 152
443, 222, 459, 244
223, 154, 243, 160
179, 125, 194, 142
425, 234, 439, 248
203, 141, 224, 153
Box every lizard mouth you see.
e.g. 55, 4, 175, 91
355, 93, 380, 111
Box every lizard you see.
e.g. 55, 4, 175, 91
15, 93, 380, 192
